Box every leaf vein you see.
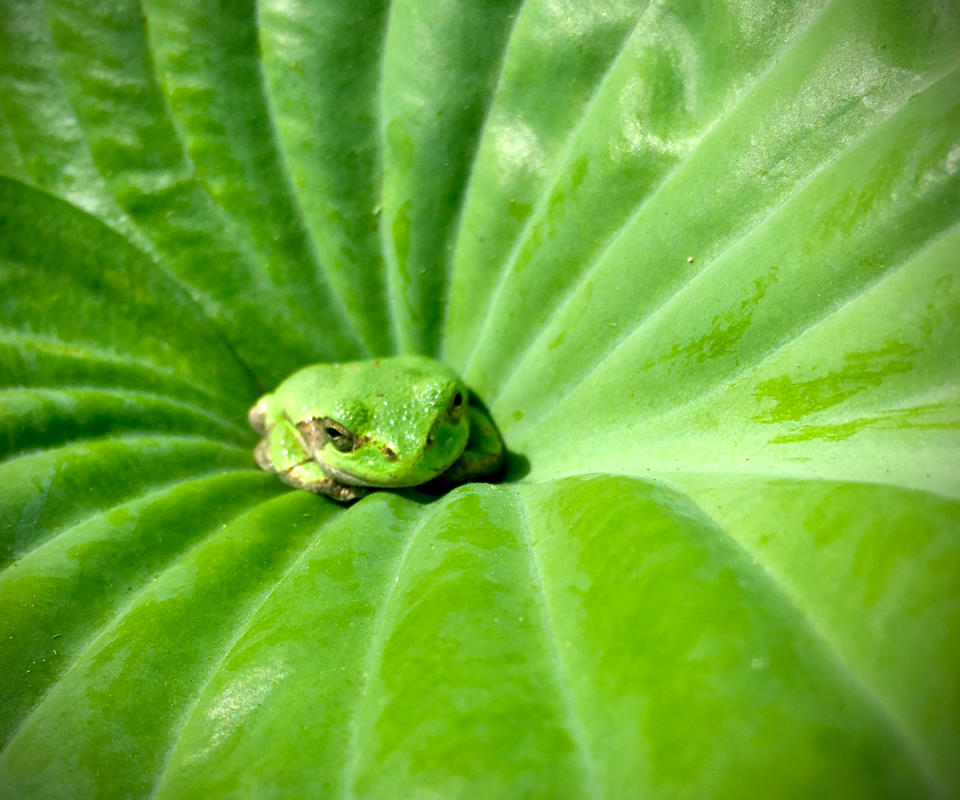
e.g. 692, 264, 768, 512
0, 476, 274, 757
633, 215, 960, 431
508, 62, 960, 436
375, 0, 405, 354
511, 489, 602, 799
460, 0, 841, 376
668, 479, 950, 797
251, 1, 370, 357
0, 467, 257, 579
440, 0, 533, 347
454, 0, 658, 371
482, 0, 849, 392
338, 498, 447, 799
148, 498, 343, 798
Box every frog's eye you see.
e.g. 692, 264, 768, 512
321, 418, 355, 453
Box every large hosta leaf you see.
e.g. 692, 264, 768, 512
1, 0, 958, 796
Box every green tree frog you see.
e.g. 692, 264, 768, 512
248, 356, 505, 502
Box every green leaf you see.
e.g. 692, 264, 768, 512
1, 0, 957, 797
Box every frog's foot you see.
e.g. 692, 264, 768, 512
438, 403, 505, 485
255, 436, 365, 502
441, 448, 504, 485
279, 461, 368, 503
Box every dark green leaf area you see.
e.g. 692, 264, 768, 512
0, 471, 284, 750
0, 489, 337, 799
0, 389, 247, 460
0, 178, 256, 414
0, 436, 250, 568
0, 2, 143, 242
142, 0, 369, 360
37, 0, 366, 383
508, 477, 925, 799
152, 492, 425, 799
1, 477, 940, 798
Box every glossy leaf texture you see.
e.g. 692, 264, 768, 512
1, 0, 958, 797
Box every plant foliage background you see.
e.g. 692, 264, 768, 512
1, 0, 958, 797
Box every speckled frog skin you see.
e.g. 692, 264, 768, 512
248, 356, 505, 502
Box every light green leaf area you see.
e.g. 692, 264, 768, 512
0, 0, 957, 796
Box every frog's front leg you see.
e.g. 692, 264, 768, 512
255, 418, 366, 503
438, 401, 505, 485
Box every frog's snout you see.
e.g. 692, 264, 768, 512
247, 397, 269, 434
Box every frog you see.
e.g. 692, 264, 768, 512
248, 355, 505, 502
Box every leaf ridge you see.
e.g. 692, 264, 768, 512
148, 498, 342, 799
249, 3, 370, 357
0, 468, 255, 580
628, 215, 960, 435
40, 14, 235, 315
0, 432, 247, 470
459, 0, 839, 375
511, 489, 602, 799
0, 329, 232, 403
4, 383, 249, 438
0, 385, 250, 448
507, 66, 960, 435
338, 497, 447, 799
0, 175, 265, 393
0, 478, 274, 757
0, 2, 156, 253
452, 0, 658, 369
41, 5, 326, 377
668, 479, 950, 797
439, 0, 532, 333
374, 0, 405, 355
134, 6, 298, 312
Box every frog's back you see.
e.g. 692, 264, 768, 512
267, 362, 338, 415
268, 356, 460, 420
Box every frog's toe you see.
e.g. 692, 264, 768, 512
318, 481, 367, 503
440, 447, 505, 485
281, 462, 367, 503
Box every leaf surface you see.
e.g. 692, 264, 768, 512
1, 0, 957, 796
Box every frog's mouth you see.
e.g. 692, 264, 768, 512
321, 460, 403, 488
319, 432, 468, 488
318, 459, 439, 489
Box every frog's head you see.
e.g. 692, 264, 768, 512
298, 360, 471, 488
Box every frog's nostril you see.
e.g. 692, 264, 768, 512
447, 390, 465, 419
383, 446, 398, 461
426, 433, 435, 448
